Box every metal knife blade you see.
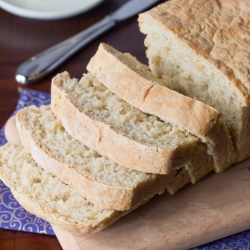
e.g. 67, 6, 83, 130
110, 0, 160, 21
15, 0, 161, 84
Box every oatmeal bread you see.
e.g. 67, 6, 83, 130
87, 43, 235, 173
16, 105, 176, 211
51, 71, 200, 175
0, 142, 213, 234
139, 0, 250, 162
0, 142, 135, 234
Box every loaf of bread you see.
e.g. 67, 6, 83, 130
138, 0, 250, 163
0, 142, 138, 234
16, 105, 177, 211
87, 43, 235, 173
51, 71, 200, 175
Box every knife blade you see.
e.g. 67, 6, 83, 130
15, 0, 161, 84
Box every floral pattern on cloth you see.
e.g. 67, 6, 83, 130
193, 230, 250, 249
0, 89, 54, 235
0, 89, 250, 248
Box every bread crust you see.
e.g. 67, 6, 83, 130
51, 72, 198, 175
138, 0, 250, 106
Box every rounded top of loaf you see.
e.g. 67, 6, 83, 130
139, 0, 250, 106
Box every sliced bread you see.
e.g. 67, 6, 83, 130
51, 71, 200, 175
0, 142, 136, 234
51, 71, 214, 185
0, 142, 213, 234
138, 0, 250, 163
16, 105, 176, 211
86, 43, 235, 173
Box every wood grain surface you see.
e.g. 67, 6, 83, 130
51, 160, 250, 250
0, 0, 165, 249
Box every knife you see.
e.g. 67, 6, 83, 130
15, 0, 160, 84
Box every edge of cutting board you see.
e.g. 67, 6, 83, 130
53, 160, 250, 250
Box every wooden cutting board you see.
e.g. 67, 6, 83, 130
5, 116, 250, 250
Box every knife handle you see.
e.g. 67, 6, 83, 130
15, 16, 116, 84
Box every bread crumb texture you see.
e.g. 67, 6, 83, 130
18, 105, 158, 188
0, 142, 118, 233
59, 72, 197, 150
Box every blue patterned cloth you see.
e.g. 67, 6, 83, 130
193, 231, 250, 250
0, 89, 54, 235
0, 89, 250, 248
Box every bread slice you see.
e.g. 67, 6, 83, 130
138, 0, 250, 163
0, 142, 138, 234
51, 71, 214, 185
86, 43, 235, 173
16, 105, 177, 211
51, 71, 200, 175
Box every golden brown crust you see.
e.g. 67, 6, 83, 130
51, 72, 198, 175
87, 43, 220, 137
139, 0, 250, 106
